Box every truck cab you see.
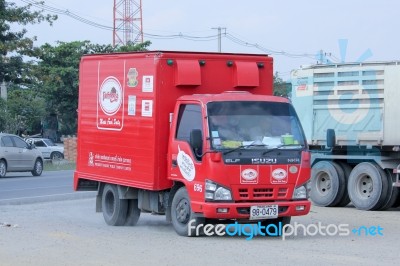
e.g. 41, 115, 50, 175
167, 92, 311, 235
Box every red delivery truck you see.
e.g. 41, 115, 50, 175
74, 51, 311, 236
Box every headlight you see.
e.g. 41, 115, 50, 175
293, 185, 308, 199
205, 180, 232, 201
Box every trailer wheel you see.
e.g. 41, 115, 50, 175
347, 162, 388, 210
334, 162, 352, 207
260, 216, 291, 236
102, 184, 128, 226
378, 171, 399, 210
125, 199, 141, 226
171, 187, 204, 236
391, 189, 400, 208
309, 161, 346, 207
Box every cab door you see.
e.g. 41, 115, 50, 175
168, 103, 205, 184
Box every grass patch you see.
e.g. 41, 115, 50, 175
44, 160, 76, 171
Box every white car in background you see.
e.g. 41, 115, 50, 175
25, 138, 64, 160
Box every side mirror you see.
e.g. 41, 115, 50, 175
326, 129, 336, 148
190, 129, 203, 157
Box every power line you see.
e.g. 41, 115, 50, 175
20, 0, 322, 61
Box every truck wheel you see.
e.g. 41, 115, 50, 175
171, 187, 204, 236
0, 160, 6, 178
260, 216, 291, 236
125, 199, 141, 226
309, 161, 346, 207
334, 162, 352, 207
378, 170, 399, 210
31, 159, 43, 176
102, 184, 128, 226
347, 162, 388, 210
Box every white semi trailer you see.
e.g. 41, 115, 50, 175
291, 61, 400, 210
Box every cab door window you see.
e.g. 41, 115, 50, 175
176, 104, 203, 142
175, 104, 203, 160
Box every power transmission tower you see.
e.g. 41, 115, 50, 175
113, 0, 144, 46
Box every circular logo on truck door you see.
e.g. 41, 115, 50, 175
99, 76, 123, 116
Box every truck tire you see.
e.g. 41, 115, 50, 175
125, 199, 141, 226
347, 162, 388, 211
102, 184, 128, 226
309, 161, 346, 207
334, 162, 352, 207
171, 187, 204, 236
0, 160, 6, 178
378, 171, 399, 210
31, 159, 43, 176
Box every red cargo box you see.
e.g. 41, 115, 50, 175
75, 51, 273, 191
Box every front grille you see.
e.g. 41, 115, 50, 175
235, 187, 289, 201
253, 188, 274, 198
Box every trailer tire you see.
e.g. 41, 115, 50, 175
125, 199, 141, 226
391, 189, 400, 208
102, 184, 128, 226
171, 187, 204, 236
378, 171, 399, 210
334, 162, 352, 207
348, 162, 388, 211
309, 161, 346, 207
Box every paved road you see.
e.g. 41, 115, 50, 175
0, 199, 398, 266
0, 170, 95, 205
0, 171, 398, 265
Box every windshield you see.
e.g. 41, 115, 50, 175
207, 101, 306, 150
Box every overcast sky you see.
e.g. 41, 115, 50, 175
13, 0, 400, 80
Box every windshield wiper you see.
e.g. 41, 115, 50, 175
223, 143, 267, 155
262, 144, 304, 155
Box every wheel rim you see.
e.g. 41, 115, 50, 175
355, 174, 373, 199
35, 161, 43, 174
175, 198, 190, 224
315, 172, 331, 195
52, 153, 62, 160
0, 162, 5, 176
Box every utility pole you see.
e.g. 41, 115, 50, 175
1, 80, 7, 101
212, 27, 226, 52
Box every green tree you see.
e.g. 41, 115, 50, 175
0, 97, 8, 132
34, 40, 151, 135
6, 87, 46, 134
0, 0, 56, 133
0, 0, 57, 83
273, 72, 290, 97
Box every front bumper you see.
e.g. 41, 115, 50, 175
191, 200, 311, 220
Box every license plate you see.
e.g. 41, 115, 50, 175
249, 205, 278, 220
